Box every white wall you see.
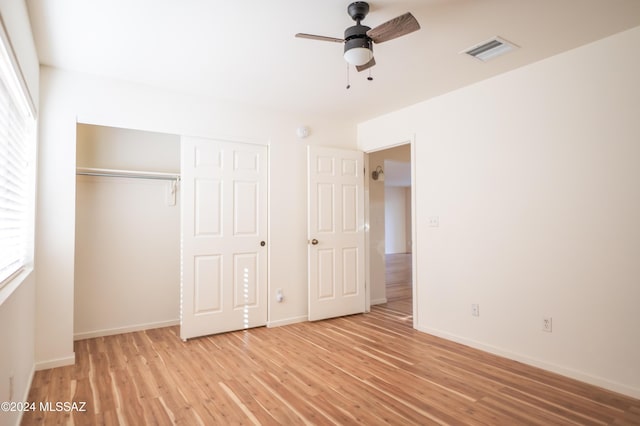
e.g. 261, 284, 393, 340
76, 124, 180, 173
385, 186, 408, 254
74, 125, 181, 339
358, 26, 640, 397
0, 1, 39, 425
35, 66, 357, 368
0, 273, 35, 426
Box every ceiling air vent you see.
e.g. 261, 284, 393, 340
463, 37, 518, 62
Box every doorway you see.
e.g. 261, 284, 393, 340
367, 144, 413, 317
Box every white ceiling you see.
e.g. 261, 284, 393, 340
26, 0, 640, 123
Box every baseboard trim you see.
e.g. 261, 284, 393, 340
416, 325, 640, 399
35, 354, 75, 371
371, 298, 388, 305
267, 315, 307, 328
74, 319, 180, 340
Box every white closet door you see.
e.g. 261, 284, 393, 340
181, 136, 268, 340
307, 146, 365, 321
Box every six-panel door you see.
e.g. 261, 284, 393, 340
308, 146, 365, 321
180, 136, 268, 340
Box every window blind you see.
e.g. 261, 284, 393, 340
0, 21, 35, 288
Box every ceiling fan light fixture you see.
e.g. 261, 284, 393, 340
344, 47, 372, 66
344, 37, 373, 66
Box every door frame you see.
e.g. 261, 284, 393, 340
363, 136, 418, 328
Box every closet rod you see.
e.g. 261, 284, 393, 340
76, 167, 180, 181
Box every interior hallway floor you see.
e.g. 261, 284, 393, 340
384, 252, 412, 316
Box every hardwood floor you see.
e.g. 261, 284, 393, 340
385, 253, 413, 316
23, 301, 639, 424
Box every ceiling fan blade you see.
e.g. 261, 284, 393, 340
367, 12, 420, 44
356, 57, 376, 72
295, 33, 344, 43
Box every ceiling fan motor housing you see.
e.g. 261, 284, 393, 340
344, 24, 372, 54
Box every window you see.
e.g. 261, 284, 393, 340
0, 19, 36, 289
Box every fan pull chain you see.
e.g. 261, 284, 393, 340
346, 64, 351, 89
367, 68, 373, 81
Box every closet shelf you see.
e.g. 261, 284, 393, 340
76, 167, 181, 181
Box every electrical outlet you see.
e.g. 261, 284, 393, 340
471, 304, 480, 317
543, 317, 553, 332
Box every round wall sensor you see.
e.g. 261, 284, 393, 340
296, 126, 310, 139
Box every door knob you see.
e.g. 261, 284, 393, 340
311, 239, 319, 245
260, 241, 266, 247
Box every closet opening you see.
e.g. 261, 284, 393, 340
74, 124, 181, 339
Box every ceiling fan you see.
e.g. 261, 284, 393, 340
295, 1, 420, 72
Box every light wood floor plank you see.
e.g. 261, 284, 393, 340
21, 254, 639, 425
22, 310, 640, 425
